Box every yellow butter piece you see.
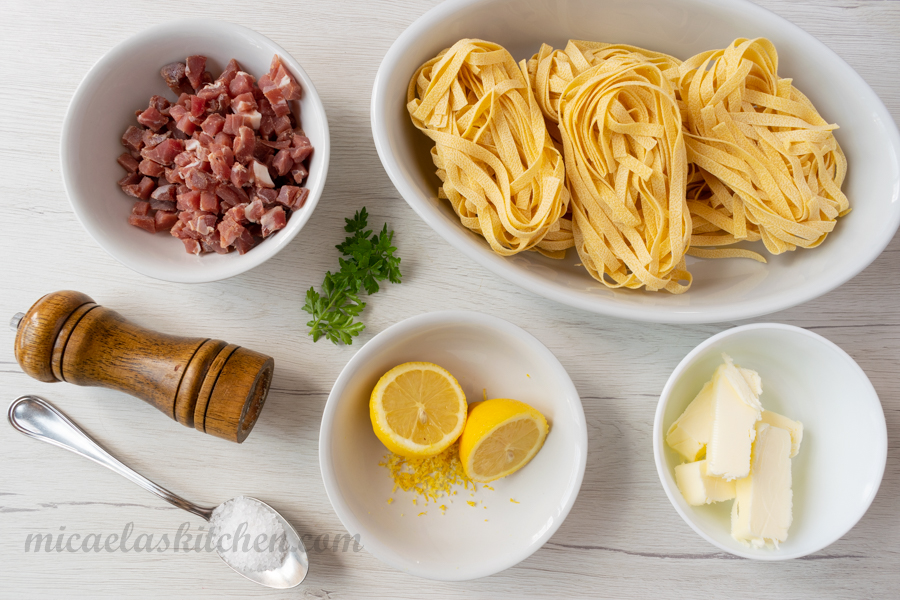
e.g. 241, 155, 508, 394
760, 410, 803, 458
675, 460, 736, 506
706, 356, 763, 481
731, 423, 793, 548
666, 380, 715, 461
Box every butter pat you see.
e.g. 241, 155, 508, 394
731, 423, 793, 547
760, 410, 803, 457
666, 381, 715, 461
706, 356, 763, 480
675, 459, 736, 505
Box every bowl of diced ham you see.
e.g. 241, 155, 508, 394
61, 19, 329, 282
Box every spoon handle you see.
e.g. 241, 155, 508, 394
7, 395, 214, 521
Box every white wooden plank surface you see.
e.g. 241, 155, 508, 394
1, 0, 899, 598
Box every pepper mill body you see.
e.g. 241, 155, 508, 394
13, 291, 273, 443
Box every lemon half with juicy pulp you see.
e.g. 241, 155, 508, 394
369, 362, 467, 458
459, 398, 549, 482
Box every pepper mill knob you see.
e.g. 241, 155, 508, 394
13, 291, 273, 443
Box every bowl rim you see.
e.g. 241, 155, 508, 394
370, 0, 900, 323
652, 322, 888, 560
60, 17, 331, 283
318, 310, 588, 580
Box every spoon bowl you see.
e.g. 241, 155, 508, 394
7, 395, 309, 588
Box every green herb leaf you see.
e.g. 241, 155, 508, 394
302, 208, 402, 345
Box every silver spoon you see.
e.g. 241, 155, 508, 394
7, 395, 308, 589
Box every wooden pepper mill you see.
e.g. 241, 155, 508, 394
12, 291, 274, 443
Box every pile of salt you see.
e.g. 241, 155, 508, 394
209, 496, 288, 572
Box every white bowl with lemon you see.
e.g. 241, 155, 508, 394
319, 311, 587, 581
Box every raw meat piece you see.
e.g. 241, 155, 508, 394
128, 214, 157, 233
117, 153, 139, 173
260, 206, 286, 237
185, 55, 207, 90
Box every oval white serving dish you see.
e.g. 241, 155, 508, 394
371, 0, 900, 323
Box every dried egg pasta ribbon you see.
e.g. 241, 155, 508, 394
407, 39, 573, 258
674, 38, 849, 257
548, 49, 690, 292
528, 41, 682, 131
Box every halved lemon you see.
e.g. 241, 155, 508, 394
459, 398, 549, 482
369, 362, 467, 458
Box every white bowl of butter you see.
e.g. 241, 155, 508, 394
653, 323, 887, 559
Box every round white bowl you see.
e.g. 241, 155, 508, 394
653, 323, 887, 559
61, 19, 330, 283
319, 311, 587, 580
371, 0, 900, 323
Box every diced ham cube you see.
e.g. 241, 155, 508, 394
222, 114, 247, 136
250, 159, 275, 188
136, 177, 156, 200
149, 95, 171, 114
229, 71, 255, 97
230, 163, 251, 188
294, 187, 309, 209
233, 126, 255, 163
217, 216, 246, 247
160, 62, 192, 94
216, 58, 242, 87
142, 138, 185, 165
268, 55, 303, 100
184, 168, 216, 191
272, 149, 293, 176
181, 238, 202, 255
132, 200, 152, 216
260, 206, 286, 237
190, 95, 206, 119
185, 55, 207, 90
197, 83, 226, 100
154, 210, 178, 231
169, 104, 187, 123
150, 184, 176, 203
291, 163, 308, 184
273, 115, 292, 135
191, 213, 218, 236
245, 198, 266, 223
118, 172, 142, 187
142, 129, 170, 149
232, 92, 257, 114
150, 199, 176, 212
213, 134, 233, 151
137, 106, 168, 131
199, 191, 219, 213
234, 228, 256, 254
225, 203, 248, 223
176, 190, 202, 212
209, 146, 234, 182
290, 134, 313, 162
122, 126, 144, 152
118, 153, 139, 173
128, 214, 157, 233
216, 184, 250, 207
201, 113, 226, 136
164, 168, 183, 184
139, 158, 165, 178
176, 114, 197, 135
278, 185, 305, 209
256, 188, 279, 205
202, 229, 230, 254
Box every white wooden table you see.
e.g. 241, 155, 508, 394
2, 1, 898, 597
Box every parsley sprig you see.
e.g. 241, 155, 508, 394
303, 208, 402, 344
